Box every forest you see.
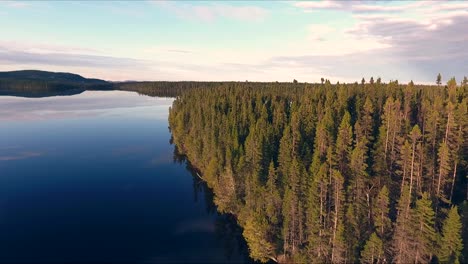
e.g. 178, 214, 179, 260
169, 76, 467, 263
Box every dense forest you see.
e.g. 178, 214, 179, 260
169, 77, 468, 263
116, 81, 226, 97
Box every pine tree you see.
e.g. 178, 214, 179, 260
437, 73, 442, 86
335, 111, 353, 176
331, 169, 346, 263
373, 186, 391, 240
408, 125, 422, 198
243, 213, 275, 263
437, 141, 451, 201
265, 161, 281, 225
306, 162, 329, 262
392, 185, 415, 263
439, 206, 463, 263
282, 158, 303, 255
413, 192, 436, 263
361, 232, 384, 264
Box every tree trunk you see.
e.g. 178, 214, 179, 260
450, 160, 458, 202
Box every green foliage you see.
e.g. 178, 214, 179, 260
439, 206, 463, 263
168, 80, 467, 263
242, 213, 275, 263
361, 232, 384, 264
413, 192, 437, 263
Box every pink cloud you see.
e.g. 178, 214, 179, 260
3, 1, 31, 8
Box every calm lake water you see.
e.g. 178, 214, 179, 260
0, 91, 253, 263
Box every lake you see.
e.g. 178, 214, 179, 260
0, 90, 253, 263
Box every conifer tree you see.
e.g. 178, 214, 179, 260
413, 192, 436, 263
361, 232, 384, 264
439, 206, 463, 263
373, 186, 391, 240
265, 161, 281, 225
392, 185, 415, 263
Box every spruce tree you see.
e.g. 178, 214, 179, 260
439, 206, 463, 263
413, 192, 436, 263
361, 232, 384, 264
373, 186, 391, 240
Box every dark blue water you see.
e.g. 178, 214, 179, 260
0, 91, 252, 263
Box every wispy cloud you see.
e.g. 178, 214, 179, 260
294, 1, 431, 13
0, 47, 148, 69
2, 1, 31, 9
0, 41, 101, 55
0, 151, 42, 161
143, 46, 194, 55
167, 49, 192, 54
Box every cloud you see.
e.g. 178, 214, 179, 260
2, 1, 31, 8
0, 41, 101, 55
0, 49, 147, 69
143, 46, 193, 55
294, 1, 456, 14
175, 218, 215, 235
0, 91, 172, 121
349, 12, 468, 61
267, 12, 468, 83
294, 1, 343, 10
149, 153, 173, 166
167, 49, 192, 54
0, 41, 153, 81
112, 145, 149, 157
0, 151, 42, 161
436, 2, 468, 11
286, 1, 468, 83
154, 1, 269, 22
307, 24, 335, 41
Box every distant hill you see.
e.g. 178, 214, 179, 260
0, 70, 108, 85
0, 70, 112, 97
0, 70, 225, 98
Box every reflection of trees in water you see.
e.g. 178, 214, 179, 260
214, 214, 256, 263
0, 88, 86, 98
172, 144, 217, 214
171, 144, 257, 263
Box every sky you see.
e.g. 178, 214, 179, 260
0, 0, 467, 83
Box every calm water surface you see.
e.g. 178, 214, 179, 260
0, 91, 253, 263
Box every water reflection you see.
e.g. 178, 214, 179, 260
173, 143, 255, 263
0, 90, 172, 122
0, 90, 254, 263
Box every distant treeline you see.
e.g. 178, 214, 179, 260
169, 79, 467, 263
115, 81, 223, 97
0, 77, 113, 97
116, 81, 269, 97
0, 77, 220, 98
